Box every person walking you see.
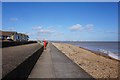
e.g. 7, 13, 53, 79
43, 39, 47, 50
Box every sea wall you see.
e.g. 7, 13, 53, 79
1, 41, 37, 48
2, 46, 44, 80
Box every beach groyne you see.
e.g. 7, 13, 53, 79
1, 41, 37, 48
2, 43, 44, 80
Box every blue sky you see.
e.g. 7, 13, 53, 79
2, 2, 118, 41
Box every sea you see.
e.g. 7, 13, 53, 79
53, 41, 119, 60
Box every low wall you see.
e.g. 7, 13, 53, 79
1, 41, 37, 48
2, 46, 44, 80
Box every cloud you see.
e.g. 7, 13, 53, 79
6, 27, 16, 31
10, 18, 18, 21
38, 29, 55, 34
69, 24, 94, 32
106, 31, 119, 34
69, 24, 83, 31
32, 26, 42, 30
85, 24, 94, 31
32, 26, 55, 34
26, 32, 35, 36
54, 32, 64, 37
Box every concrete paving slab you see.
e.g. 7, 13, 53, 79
29, 42, 93, 78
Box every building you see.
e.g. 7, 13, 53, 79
17, 33, 29, 41
0, 31, 29, 41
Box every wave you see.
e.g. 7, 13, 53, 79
98, 49, 119, 60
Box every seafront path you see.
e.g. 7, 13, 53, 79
29, 42, 93, 78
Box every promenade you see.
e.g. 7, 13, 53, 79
1, 42, 94, 79
2, 43, 41, 79
29, 42, 93, 78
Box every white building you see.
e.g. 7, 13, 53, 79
0, 31, 29, 41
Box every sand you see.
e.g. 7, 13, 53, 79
52, 42, 119, 78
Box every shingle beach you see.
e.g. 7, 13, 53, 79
52, 43, 119, 78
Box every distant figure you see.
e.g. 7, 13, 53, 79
43, 39, 47, 50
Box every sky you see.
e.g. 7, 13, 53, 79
2, 2, 118, 41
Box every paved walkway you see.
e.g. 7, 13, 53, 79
29, 43, 93, 78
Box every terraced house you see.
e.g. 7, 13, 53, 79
0, 31, 29, 41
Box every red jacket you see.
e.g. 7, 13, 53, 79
43, 40, 47, 47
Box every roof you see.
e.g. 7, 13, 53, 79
0, 31, 29, 37
18, 33, 28, 36
0, 31, 17, 36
